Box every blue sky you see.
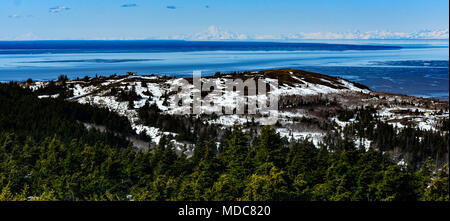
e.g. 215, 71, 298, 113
1, 0, 449, 40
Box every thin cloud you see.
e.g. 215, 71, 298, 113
166, 6, 176, 9
8, 14, 21, 19
205, 5, 210, 9
8, 14, 33, 19
121, 3, 138, 8
49, 6, 70, 14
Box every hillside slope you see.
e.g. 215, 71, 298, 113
23, 69, 449, 167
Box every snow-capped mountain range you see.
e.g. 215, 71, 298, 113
161, 26, 449, 41
3, 26, 447, 41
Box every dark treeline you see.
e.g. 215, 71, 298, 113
0, 82, 448, 201
0, 83, 134, 148
32, 75, 73, 99
332, 107, 449, 169
138, 102, 221, 143
0, 126, 447, 201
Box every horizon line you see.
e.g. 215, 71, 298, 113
0, 38, 449, 42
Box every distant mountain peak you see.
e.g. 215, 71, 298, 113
164, 27, 449, 41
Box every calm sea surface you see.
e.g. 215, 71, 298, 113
0, 40, 448, 99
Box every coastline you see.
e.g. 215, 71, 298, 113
1, 40, 447, 100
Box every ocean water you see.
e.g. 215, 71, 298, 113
0, 40, 448, 99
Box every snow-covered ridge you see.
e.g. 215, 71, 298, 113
23, 69, 448, 150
